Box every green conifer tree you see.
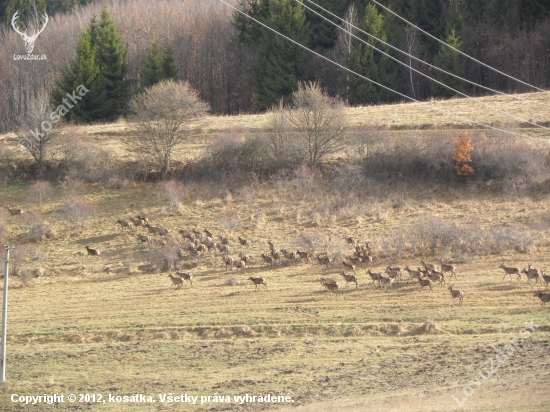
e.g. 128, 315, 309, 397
139, 41, 163, 89
431, 29, 464, 98
160, 45, 178, 81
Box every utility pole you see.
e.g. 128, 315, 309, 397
1, 245, 13, 382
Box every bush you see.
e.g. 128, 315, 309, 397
26, 181, 53, 209
64, 195, 96, 230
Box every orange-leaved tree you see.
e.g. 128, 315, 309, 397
453, 131, 475, 176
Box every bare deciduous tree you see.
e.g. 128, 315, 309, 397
287, 82, 347, 166
129, 80, 209, 179
15, 93, 61, 177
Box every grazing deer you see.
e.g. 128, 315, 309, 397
440, 259, 457, 280
248, 276, 267, 290
238, 236, 250, 249
175, 272, 193, 286
499, 263, 521, 281
448, 285, 464, 305
340, 271, 358, 289
366, 269, 382, 286
168, 274, 184, 290
533, 291, 550, 306
342, 261, 356, 275
85, 245, 100, 257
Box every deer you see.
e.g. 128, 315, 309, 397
11, 11, 49, 54
5, 205, 23, 216
137, 234, 153, 246
238, 253, 250, 265
296, 250, 311, 263
387, 269, 401, 283
271, 251, 282, 264
418, 277, 433, 292
204, 229, 213, 238
238, 236, 250, 249
219, 235, 230, 246
533, 291, 550, 306
360, 254, 373, 265
340, 271, 358, 289
260, 253, 274, 267
448, 285, 464, 305
440, 259, 457, 280
404, 266, 422, 283
192, 228, 202, 238
267, 239, 275, 254
85, 245, 100, 257
130, 217, 147, 230
281, 249, 297, 263
175, 272, 193, 286
421, 260, 435, 271
345, 237, 356, 248
342, 261, 356, 275
426, 269, 445, 285
217, 243, 230, 255
179, 229, 194, 241
320, 278, 338, 289
349, 256, 363, 267
222, 256, 234, 271
233, 259, 246, 272
136, 215, 148, 224
317, 255, 333, 270
499, 263, 521, 281
366, 269, 382, 286
522, 264, 541, 285
248, 276, 267, 290
542, 270, 550, 289
168, 274, 183, 290
323, 281, 341, 297
324, 236, 332, 253
116, 219, 134, 232
379, 276, 394, 291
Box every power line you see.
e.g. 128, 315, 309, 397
304, 0, 549, 108
296, 0, 550, 131
216, 0, 545, 141
370, 0, 550, 95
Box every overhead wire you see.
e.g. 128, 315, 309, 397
370, 0, 550, 95
215, 0, 547, 141
295, 0, 550, 130
303, 0, 549, 108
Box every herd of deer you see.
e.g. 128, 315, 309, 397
8, 205, 546, 306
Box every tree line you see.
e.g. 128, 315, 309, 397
0, 0, 548, 132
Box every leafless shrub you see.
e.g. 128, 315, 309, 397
219, 205, 240, 234
59, 176, 84, 196
19, 268, 39, 288
26, 181, 53, 209
155, 237, 182, 271
8, 245, 37, 278
64, 195, 96, 229
0, 209, 7, 241
156, 180, 186, 213
129, 80, 209, 179
332, 164, 365, 190
24, 216, 57, 243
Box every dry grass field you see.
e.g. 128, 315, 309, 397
0, 95, 550, 411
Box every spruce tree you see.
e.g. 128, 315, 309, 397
343, 4, 396, 105
139, 41, 163, 89
160, 45, 178, 81
50, 25, 105, 123
253, 0, 311, 110
431, 29, 464, 98
95, 6, 128, 121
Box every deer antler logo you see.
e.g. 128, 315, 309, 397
11, 11, 49, 54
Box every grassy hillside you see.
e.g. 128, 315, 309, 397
0, 94, 549, 411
